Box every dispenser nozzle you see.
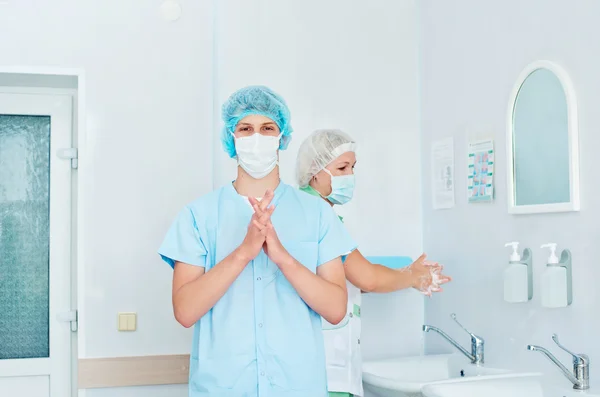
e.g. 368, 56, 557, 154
505, 242, 521, 262
541, 243, 559, 264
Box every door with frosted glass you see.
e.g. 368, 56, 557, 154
0, 92, 73, 396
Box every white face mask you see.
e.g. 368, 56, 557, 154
234, 133, 281, 179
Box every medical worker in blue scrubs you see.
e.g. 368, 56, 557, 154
296, 129, 452, 397
158, 86, 356, 397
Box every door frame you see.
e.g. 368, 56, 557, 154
0, 66, 87, 397
0, 91, 75, 396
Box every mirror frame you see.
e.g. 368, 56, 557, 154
506, 60, 580, 214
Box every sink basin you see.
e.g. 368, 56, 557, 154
362, 354, 538, 397
422, 377, 600, 397
422, 376, 542, 397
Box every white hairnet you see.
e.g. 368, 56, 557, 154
295, 129, 357, 187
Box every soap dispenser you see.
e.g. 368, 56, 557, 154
540, 243, 573, 308
503, 242, 533, 303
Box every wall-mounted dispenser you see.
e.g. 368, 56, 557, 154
503, 242, 533, 303
540, 243, 572, 308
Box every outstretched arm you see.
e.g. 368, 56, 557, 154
344, 251, 451, 294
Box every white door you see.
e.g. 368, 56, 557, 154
0, 92, 74, 396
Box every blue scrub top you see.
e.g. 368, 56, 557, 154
159, 182, 357, 397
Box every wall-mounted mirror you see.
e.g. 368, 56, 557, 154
507, 60, 580, 214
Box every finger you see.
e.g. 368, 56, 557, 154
260, 190, 274, 210
428, 264, 443, 274
260, 189, 275, 210
253, 206, 273, 228
264, 188, 274, 199
252, 220, 265, 231
252, 203, 266, 218
258, 205, 275, 225
414, 253, 427, 264
264, 206, 276, 222
248, 197, 260, 208
430, 287, 443, 293
435, 276, 452, 284
252, 219, 264, 231
258, 209, 273, 224
423, 261, 440, 267
261, 205, 275, 218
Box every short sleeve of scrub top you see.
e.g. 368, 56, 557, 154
317, 200, 357, 266
159, 206, 208, 268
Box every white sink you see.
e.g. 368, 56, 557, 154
422, 376, 542, 397
362, 354, 541, 397
422, 377, 600, 397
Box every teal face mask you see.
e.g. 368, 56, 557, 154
324, 169, 355, 205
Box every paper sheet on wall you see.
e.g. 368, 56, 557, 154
431, 138, 455, 209
468, 139, 494, 202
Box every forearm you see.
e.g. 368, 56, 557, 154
344, 250, 415, 293
366, 264, 414, 293
278, 258, 347, 324
173, 249, 248, 327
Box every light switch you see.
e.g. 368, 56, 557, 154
118, 313, 128, 331
118, 312, 137, 331
128, 312, 137, 331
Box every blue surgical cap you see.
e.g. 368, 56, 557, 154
221, 85, 293, 158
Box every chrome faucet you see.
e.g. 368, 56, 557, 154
422, 313, 484, 365
527, 334, 589, 390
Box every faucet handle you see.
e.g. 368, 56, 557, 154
552, 334, 589, 365
451, 313, 484, 342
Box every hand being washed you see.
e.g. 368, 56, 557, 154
406, 254, 451, 296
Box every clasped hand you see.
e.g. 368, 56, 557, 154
240, 189, 290, 266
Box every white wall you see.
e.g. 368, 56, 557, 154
1, 1, 213, 396
214, 0, 423, 361
0, 0, 421, 395
419, 0, 600, 388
